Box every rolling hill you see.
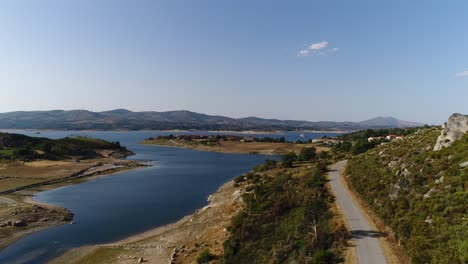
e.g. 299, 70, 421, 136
0, 109, 423, 131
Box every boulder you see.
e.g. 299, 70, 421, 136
423, 187, 437, 199
459, 161, 468, 168
434, 113, 468, 150
389, 177, 409, 200
13, 220, 27, 227
434, 176, 444, 184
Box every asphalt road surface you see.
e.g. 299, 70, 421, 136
329, 160, 387, 264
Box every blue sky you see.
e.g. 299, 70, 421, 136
0, 0, 467, 124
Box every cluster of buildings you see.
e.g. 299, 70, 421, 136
157, 135, 210, 140
368, 135, 405, 142
156, 134, 254, 142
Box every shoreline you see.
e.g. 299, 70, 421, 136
50, 178, 245, 264
0, 159, 149, 251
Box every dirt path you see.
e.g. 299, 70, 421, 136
0, 197, 16, 205
328, 160, 387, 264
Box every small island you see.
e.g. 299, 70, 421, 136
142, 134, 332, 155
0, 132, 146, 250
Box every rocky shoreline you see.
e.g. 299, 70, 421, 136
50, 178, 246, 264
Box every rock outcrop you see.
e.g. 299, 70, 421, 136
433, 113, 468, 151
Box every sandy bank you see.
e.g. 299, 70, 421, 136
51, 179, 245, 264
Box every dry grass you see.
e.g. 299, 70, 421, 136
0, 160, 97, 180
144, 139, 329, 155
0, 178, 44, 193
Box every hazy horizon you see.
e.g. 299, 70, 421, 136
1, 1, 467, 124
0, 108, 430, 125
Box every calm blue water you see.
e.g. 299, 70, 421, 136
0, 130, 342, 264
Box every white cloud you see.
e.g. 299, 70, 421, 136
297, 49, 310, 56
296, 41, 338, 57
309, 41, 328, 50
455, 70, 468, 77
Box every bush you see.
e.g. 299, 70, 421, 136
282, 152, 298, 167
254, 159, 278, 172
350, 139, 376, 155
197, 249, 214, 263
312, 249, 336, 264
299, 147, 316, 161
13, 147, 35, 158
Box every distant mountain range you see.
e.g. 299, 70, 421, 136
0, 110, 423, 131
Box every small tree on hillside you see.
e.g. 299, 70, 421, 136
282, 152, 298, 167
299, 147, 316, 161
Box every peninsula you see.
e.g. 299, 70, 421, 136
142, 134, 331, 155
0, 132, 146, 250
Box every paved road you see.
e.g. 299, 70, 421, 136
329, 160, 387, 264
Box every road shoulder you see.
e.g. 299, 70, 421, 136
337, 161, 408, 264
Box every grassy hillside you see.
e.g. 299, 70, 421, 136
346, 127, 467, 263
0, 133, 129, 160
223, 159, 348, 263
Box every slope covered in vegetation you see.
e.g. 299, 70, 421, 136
346, 127, 467, 263
332, 127, 420, 155
223, 158, 348, 263
0, 132, 130, 160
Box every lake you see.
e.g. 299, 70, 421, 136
0, 130, 342, 263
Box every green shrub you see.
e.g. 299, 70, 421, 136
299, 147, 317, 161
282, 152, 298, 167
196, 249, 214, 263
312, 249, 336, 264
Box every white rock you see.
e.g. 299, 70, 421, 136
434, 113, 468, 150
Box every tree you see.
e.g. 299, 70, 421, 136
318, 151, 329, 159
13, 147, 35, 159
332, 141, 352, 153
282, 152, 298, 167
41, 143, 52, 153
299, 147, 316, 161
351, 139, 375, 155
